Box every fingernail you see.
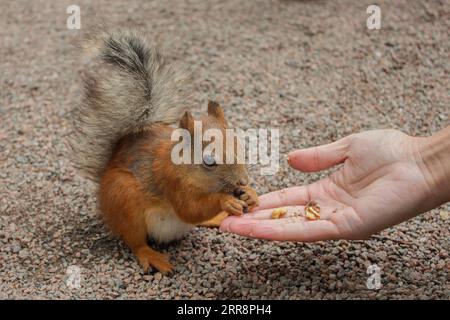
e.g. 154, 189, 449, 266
285, 154, 291, 166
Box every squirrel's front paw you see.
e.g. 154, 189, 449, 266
234, 186, 259, 211
221, 196, 247, 216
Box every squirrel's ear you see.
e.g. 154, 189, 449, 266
179, 111, 195, 135
207, 100, 227, 126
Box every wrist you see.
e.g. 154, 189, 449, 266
415, 126, 450, 206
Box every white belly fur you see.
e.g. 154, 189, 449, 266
144, 204, 194, 244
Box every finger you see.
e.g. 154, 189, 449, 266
220, 216, 340, 242
287, 137, 349, 172
251, 186, 310, 211
242, 206, 305, 220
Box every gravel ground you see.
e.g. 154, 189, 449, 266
1, 0, 449, 299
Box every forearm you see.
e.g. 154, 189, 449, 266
172, 193, 224, 224
416, 126, 450, 208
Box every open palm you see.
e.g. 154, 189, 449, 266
220, 130, 433, 241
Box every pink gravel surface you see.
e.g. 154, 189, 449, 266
0, 0, 449, 299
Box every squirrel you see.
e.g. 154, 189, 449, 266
69, 29, 259, 274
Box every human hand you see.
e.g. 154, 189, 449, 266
220, 129, 450, 241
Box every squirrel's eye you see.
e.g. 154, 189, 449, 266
202, 154, 216, 167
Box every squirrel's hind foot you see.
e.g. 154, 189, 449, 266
135, 246, 174, 275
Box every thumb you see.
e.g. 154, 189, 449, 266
287, 136, 350, 172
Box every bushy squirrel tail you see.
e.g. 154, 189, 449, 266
70, 29, 191, 180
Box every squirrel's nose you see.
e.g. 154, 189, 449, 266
237, 178, 248, 186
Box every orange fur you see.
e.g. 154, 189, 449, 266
198, 211, 229, 227
98, 103, 258, 274
99, 165, 173, 274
